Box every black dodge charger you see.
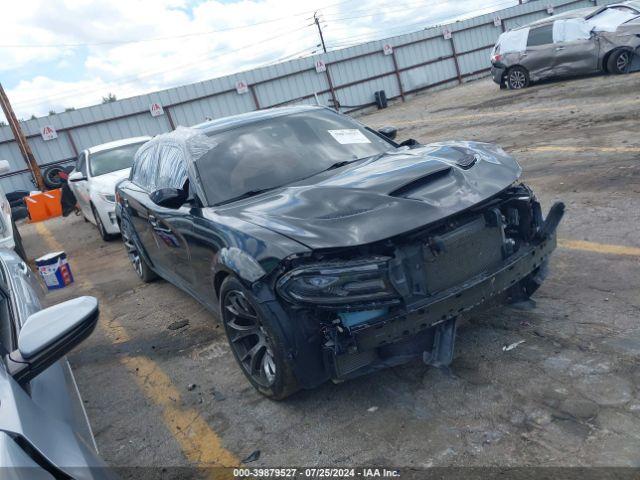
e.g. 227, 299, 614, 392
115, 106, 564, 399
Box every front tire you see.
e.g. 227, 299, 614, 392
220, 276, 299, 400
121, 216, 157, 283
507, 66, 530, 89
607, 49, 632, 74
91, 204, 114, 241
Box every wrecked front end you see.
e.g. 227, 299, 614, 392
266, 184, 564, 386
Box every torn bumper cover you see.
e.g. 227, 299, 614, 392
320, 201, 564, 381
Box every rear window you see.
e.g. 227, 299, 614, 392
527, 24, 554, 47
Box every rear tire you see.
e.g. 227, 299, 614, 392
607, 49, 632, 74
121, 216, 157, 283
220, 276, 299, 400
12, 221, 27, 261
507, 66, 530, 89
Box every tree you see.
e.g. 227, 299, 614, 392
64, 107, 75, 112
30, 115, 37, 120
0, 121, 7, 127
102, 93, 117, 103
48, 110, 56, 116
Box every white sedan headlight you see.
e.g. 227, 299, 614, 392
98, 193, 116, 204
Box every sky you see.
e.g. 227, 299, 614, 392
1, 0, 517, 122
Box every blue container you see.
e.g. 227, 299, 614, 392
35, 251, 74, 290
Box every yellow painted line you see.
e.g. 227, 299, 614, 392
34, 221, 239, 469
121, 355, 238, 467
559, 239, 640, 257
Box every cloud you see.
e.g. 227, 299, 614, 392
1, 0, 513, 121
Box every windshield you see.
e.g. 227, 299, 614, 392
89, 142, 146, 177
196, 109, 395, 205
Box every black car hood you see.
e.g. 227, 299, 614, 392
216, 141, 522, 250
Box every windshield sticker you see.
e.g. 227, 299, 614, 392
328, 129, 371, 145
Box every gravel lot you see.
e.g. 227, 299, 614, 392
18, 72, 640, 471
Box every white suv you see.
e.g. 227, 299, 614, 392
69, 136, 150, 240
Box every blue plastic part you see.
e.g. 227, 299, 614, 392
338, 308, 388, 328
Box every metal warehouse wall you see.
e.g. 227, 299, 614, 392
0, 0, 617, 192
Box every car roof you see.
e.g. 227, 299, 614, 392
86, 136, 151, 155
525, 7, 597, 28
192, 105, 329, 135
523, 2, 640, 30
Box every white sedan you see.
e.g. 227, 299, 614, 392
69, 136, 150, 240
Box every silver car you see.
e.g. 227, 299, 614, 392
0, 249, 113, 479
491, 1, 640, 89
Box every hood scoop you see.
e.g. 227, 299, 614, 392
389, 166, 452, 198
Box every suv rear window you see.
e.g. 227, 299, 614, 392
527, 24, 554, 47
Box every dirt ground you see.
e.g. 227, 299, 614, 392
18, 72, 640, 470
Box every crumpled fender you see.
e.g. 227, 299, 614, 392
217, 247, 266, 283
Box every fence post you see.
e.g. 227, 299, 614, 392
391, 51, 405, 101
165, 106, 176, 130
65, 130, 78, 157
449, 37, 463, 84
249, 85, 261, 110
324, 66, 339, 109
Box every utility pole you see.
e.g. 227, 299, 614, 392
313, 12, 327, 53
0, 83, 46, 191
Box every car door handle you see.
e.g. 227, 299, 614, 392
18, 262, 29, 275
148, 215, 171, 233
555, 46, 565, 51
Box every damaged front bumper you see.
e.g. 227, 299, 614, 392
321, 201, 564, 381
328, 234, 556, 380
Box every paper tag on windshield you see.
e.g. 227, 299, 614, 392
328, 129, 371, 145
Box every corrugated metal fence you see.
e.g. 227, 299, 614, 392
0, 0, 615, 192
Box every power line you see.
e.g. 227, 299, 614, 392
13, 24, 314, 109
326, 0, 517, 48
0, 0, 359, 48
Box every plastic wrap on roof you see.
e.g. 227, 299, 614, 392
587, 8, 639, 32
167, 126, 218, 163
553, 18, 592, 42
497, 27, 530, 53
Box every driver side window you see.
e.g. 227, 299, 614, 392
156, 145, 188, 190
527, 24, 554, 47
131, 145, 158, 191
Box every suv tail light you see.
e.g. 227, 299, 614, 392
491, 53, 503, 64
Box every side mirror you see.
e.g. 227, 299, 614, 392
378, 127, 398, 140
6, 296, 99, 385
68, 171, 86, 182
150, 188, 188, 209
0, 160, 11, 175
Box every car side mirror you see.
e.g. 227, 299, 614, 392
5, 296, 99, 385
0, 160, 11, 175
150, 187, 188, 209
378, 127, 398, 140
68, 171, 86, 182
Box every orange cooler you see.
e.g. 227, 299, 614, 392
24, 189, 62, 222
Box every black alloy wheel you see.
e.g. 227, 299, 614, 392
507, 66, 530, 89
121, 217, 156, 282
608, 50, 632, 74
220, 276, 298, 399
